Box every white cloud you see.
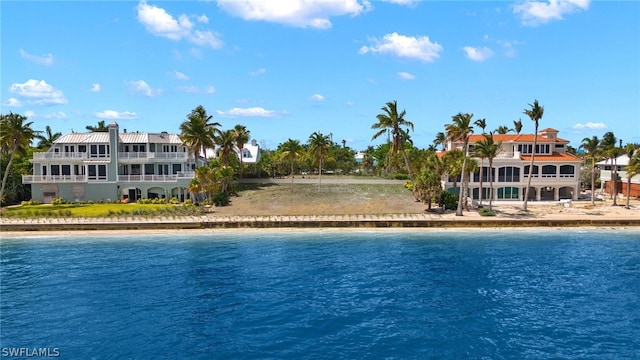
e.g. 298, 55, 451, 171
24, 110, 36, 118
397, 71, 415, 80
9, 79, 68, 105
136, 0, 222, 48
359, 32, 443, 62
250, 68, 266, 76
2, 98, 22, 107
173, 71, 189, 80
217, 0, 371, 29
381, 0, 418, 6
95, 110, 140, 120
44, 111, 67, 119
215, 107, 286, 118
128, 80, 162, 97
19, 49, 54, 66
90, 83, 101, 92
176, 85, 216, 94
463, 46, 493, 61
513, 0, 590, 26
572, 122, 608, 130
309, 94, 325, 101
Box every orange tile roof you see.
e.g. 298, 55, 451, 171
539, 128, 559, 133
467, 133, 569, 144
520, 152, 582, 162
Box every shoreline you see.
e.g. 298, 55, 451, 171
2, 226, 640, 239
2, 213, 639, 238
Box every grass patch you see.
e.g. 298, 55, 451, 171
2, 203, 200, 218
478, 208, 497, 216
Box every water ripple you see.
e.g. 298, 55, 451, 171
1, 230, 639, 359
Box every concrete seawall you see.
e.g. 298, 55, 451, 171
2, 217, 639, 232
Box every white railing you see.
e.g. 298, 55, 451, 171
118, 173, 195, 182
117, 152, 189, 160
22, 175, 87, 183
32, 152, 88, 160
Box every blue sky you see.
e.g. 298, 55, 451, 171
2, 0, 639, 151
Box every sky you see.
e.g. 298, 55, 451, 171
1, 0, 639, 151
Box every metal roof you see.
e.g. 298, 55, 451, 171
53, 131, 183, 144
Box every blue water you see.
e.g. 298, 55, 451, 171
1, 230, 639, 359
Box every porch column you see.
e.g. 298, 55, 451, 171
554, 187, 559, 201
536, 187, 541, 201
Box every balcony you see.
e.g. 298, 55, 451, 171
118, 152, 189, 162
32, 152, 89, 161
22, 175, 87, 184
117, 172, 195, 183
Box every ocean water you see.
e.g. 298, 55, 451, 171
1, 230, 639, 359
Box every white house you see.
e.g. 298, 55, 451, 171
440, 128, 582, 201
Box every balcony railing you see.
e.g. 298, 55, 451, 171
33, 152, 88, 160
118, 172, 195, 182
22, 175, 87, 183
117, 152, 189, 161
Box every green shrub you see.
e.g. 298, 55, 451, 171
52, 197, 65, 205
169, 197, 180, 204
184, 199, 194, 206
212, 191, 230, 207
403, 181, 414, 191
439, 191, 458, 210
478, 208, 496, 216
392, 173, 409, 180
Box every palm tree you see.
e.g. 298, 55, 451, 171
0, 112, 40, 204
280, 139, 303, 192
445, 113, 474, 216
474, 118, 487, 134
442, 149, 464, 198
475, 133, 501, 211
580, 136, 600, 206
232, 124, 250, 178
623, 144, 638, 209
308, 131, 331, 190
216, 129, 237, 166
599, 131, 621, 204
36, 125, 62, 150
85, 120, 109, 132
179, 105, 220, 168
608, 146, 623, 206
371, 100, 415, 181
523, 99, 544, 211
513, 119, 523, 134
433, 132, 447, 151
495, 125, 513, 134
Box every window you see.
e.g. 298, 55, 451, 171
498, 166, 520, 182
524, 165, 539, 177
158, 164, 169, 175
88, 165, 107, 180
542, 165, 556, 177
497, 187, 519, 199
145, 164, 155, 175
42, 166, 47, 176
150, 144, 155, 152
51, 165, 60, 176
560, 165, 575, 177
62, 165, 71, 176
79, 145, 86, 153
172, 164, 181, 174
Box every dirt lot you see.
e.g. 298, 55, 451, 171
212, 182, 426, 216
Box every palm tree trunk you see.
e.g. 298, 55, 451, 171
479, 159, 484, 206
456, 146, 468, 216
318, 157, 322, 192
626, 176, 631, 209
290, 159, 294, 192
523, 123, 538, 211
0, 143, 17, 204
401, 148, 413, 182
488, 160, 494, 211
590, 159, 596, 206
612, 158, 618, 206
